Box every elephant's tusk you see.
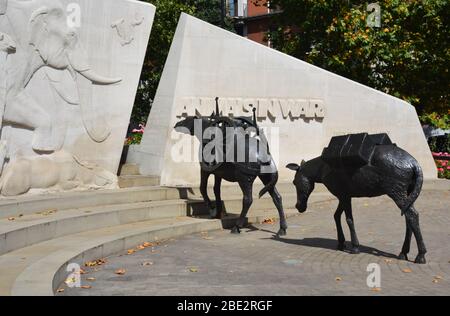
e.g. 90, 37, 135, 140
78, 70, 122, 85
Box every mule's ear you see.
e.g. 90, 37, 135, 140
301, 160, 306, 166
286, 163, 300, 171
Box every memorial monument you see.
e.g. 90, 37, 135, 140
131, 13, 436, 187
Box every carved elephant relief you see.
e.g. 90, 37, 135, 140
0, 0, 124, 196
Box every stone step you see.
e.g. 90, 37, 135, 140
118, 175, 160, 188
1, 208, 302, 296
0, 186, 181, 219
119, 163, 140, 176
179, 182, 328, 200
0, 200, 187, 256
187, 192, 334, 217
0, 190, 331, 256
0, 217, 223, 296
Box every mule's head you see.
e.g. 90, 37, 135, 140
174, 116, 199, 136
287, 160, 315, 213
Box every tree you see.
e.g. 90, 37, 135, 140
132, 0, 234, 124
267, 0, 449, 115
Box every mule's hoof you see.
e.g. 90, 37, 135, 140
231, 226, 241, 234
337, 243, 345, 251
398, 253, 408, 261
276, 228, 287, 237
414, 255, 426, 264
350, 247, 360, 254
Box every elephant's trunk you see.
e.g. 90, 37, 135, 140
76, 73, 111, 143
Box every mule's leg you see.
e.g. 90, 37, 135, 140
334, 201, 346, 251
214, 176, 224, 219
343, 199, 360, 254
270, 186, 288, 237
231, 178, 254, 234
399, 216, 412, 261
259, 174, 287, 237
404, 206, 427, 264
200, 170, 214, 217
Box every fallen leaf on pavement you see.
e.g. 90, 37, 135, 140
7, 217, 15, 221
36, 209, 57, 216
56, 288, 65, 293
127, 249, 136, 255
335, 277, 342, 282
136, 245, 146, 250
384, 259, 393, 264
189, 267, 199, 273
84, 259, 106, 267
86, 277, 96, 281
371, 287, 382, 292
142, 262, 153, 266
402, 268, 412, 273
80, 285, 91, 289
432, 279, 439, 284
79, 268, 87, 275
115, 269, 126, 275
263, 218, 275, 225
143, 242, 154, 248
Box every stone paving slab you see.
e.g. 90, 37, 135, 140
59, 190, 450, 296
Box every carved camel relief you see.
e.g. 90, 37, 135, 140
0, 0, 122, 152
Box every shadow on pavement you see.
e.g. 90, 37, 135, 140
271, 236, 399, 259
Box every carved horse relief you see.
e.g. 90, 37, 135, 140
0, 0, 123, 196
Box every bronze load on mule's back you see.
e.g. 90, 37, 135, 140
321, 133, 395, 168
200, 97, 272, 175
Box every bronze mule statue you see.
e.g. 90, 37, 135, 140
175, 98, 288, 237
287, 133, 427, 264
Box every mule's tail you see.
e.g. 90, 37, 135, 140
259, 173, 278, 198
402, 163, 423, 215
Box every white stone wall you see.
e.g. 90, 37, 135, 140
0, 0, 155, 196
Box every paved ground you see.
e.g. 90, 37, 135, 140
59, 190, 450, 296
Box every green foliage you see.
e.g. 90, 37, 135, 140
132, 0, 234, 123
420, 112, 450, 130
125, 132, 143, 145
268, 0, 449, 115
